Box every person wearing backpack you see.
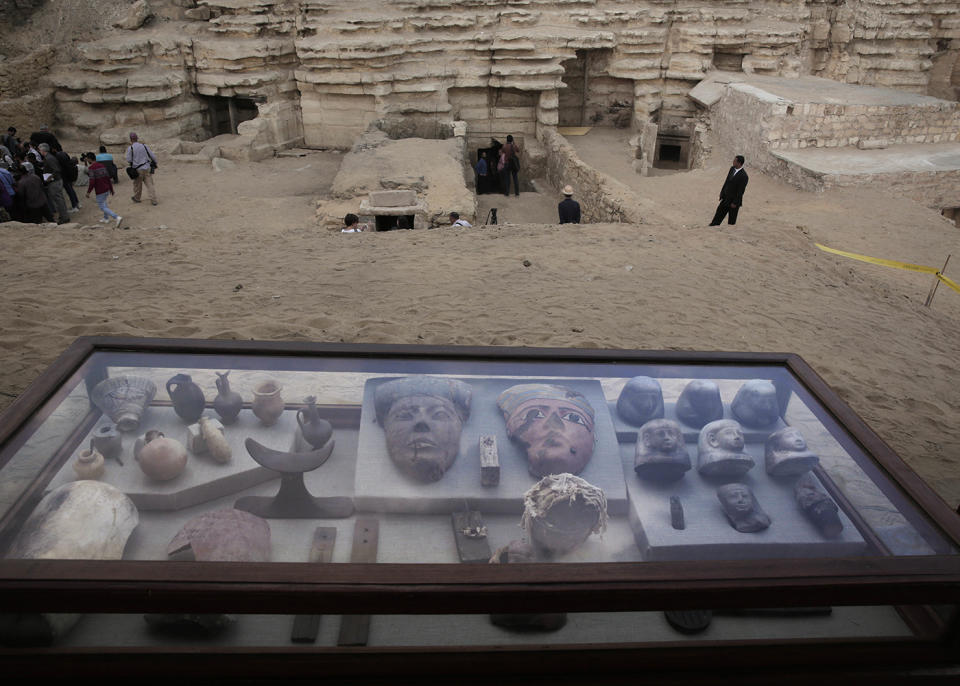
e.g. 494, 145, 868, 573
499, 134, 521, 197
55, 149, 81, 212
124, 132, 158, 205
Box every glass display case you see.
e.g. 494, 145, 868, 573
0, 337, 957, 680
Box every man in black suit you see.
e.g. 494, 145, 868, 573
709, 155, 748, 226
558, 184, 581, 224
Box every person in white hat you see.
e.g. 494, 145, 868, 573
558, 184, 581, 224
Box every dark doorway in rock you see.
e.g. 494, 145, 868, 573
942, 207, 960, 228
205, 96, 259, 136
375, 214, 415, 231
714, 52, 743, 72
654, 134, 690, 169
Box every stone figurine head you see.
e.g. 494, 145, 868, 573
675, 379, 724, 428
731, 380, 780, 428
717, 483, 770, 533
765, 427, 819, 477
697, 419, 754, 477
374, 376, 472, 483
616, 376, 664, 426
795, 473, 843, 538
634, 419, 691, 482
498, 384, 596, 477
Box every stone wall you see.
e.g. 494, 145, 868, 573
0, 45, 56, 133
712, 82, 960, 175
37, 1, 960, 156
539, 127, 645, 224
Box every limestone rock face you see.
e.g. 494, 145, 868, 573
114, 0, 154, 31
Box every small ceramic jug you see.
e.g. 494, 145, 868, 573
252, 380, 284, 426
212, 371, 243, 424
296, 396, 333, 449
73, 444, 106, 480
90, 424, 123, 463
166, 373, 206, 424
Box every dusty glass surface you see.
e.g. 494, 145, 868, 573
0, 349, 955, 569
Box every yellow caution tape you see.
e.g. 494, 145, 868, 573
936, 273, 960, 294
815, 243, 959, 296
814, 243, 940, 275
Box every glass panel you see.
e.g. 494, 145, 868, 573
14, 606, 915, 649
0, 349, 955, 572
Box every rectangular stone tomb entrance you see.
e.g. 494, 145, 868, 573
204, 96, 260, 136
359, 190, 428, 231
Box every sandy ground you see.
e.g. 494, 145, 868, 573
1, 131, 959, 512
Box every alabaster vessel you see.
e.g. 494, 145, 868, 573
198, 416, 232, 463
374, 376, 472, 483
616, 376, 664, 426
522, 473, 608, 556
634, 418, 691, 482
213, 371, 243, 424
717, 483, 771, 533
697, 419, 754, 477
731, 379, 780, 428
252, 380, 285, 426
135, 430, 188, 481
166, 373, 206, 424
73, 446, 106, 480
765, 427, 820, 477
675, 379, 724, 428
498, 383, 595, 477
91, 375, 157, 433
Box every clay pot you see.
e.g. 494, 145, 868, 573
212, 371, 243, 424
73, 446, 105, 480
135, 430, 187, 481
166, 373, 206, 424
296, 396, 333, 449
90, 424, 123, 462
252, 380, 284, 426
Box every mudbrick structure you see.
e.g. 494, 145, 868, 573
3, 0, 959, 221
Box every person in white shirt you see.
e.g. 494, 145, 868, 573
449, 211, 471, 228
341, 213, 367, 233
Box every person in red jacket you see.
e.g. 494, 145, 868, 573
84, 152, 122, 227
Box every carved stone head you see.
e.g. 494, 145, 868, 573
374, 376, 472, 482
717, 483, 770, 533
674, 379, 724, 428
616, 376, 664, 426
764, 426, 819, 477
498, 384, 596, 477
697, 419, 754, 477
731, 379, 780, 428
634, 418, 691, 482
795, 473, 843, 538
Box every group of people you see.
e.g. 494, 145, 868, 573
0, 126, 160, 226
475, 134, 522, 197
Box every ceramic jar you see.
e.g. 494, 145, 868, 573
296, 396, 333, 449
73, 447, 106, 480
135, 430, 187, 481
166, 373, 206, 424
252, 380, 284, 426
90, 424, 123, 462
212, 371, 243, 424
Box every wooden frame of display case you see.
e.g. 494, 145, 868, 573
0, 336, 957, 680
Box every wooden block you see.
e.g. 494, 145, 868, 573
291, 527, 337, 644
452, 510, 492, 564
337, 518, 378, 646
479, 434, 499, 487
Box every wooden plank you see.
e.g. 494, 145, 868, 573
337, 518, 378, 646
290, 527, 337, 643
451, 510, 492, 563
478, 434, 499, 487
